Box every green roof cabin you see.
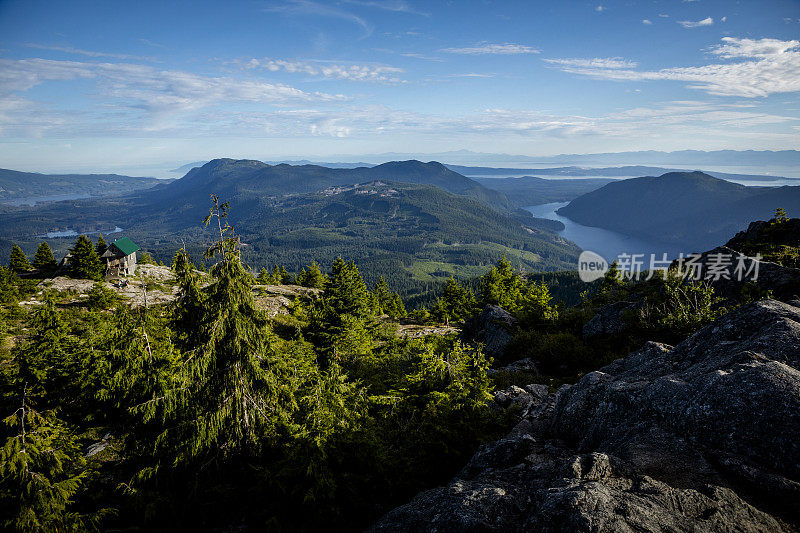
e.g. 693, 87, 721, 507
101, 237, 140, 276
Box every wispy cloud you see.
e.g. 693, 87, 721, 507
544, 37, 800, 97
0, 58, 346, 134
264, 0, 373, 37
439, 43, 540, 55
399, 52, 443, 62
24, 43, 159, 62
642, 19, 652, 25
595, 5, 605, 12
233, 58, 406, 83
341, 0, 428, 16
678, 17, 714, 28
543, 57, 637, 69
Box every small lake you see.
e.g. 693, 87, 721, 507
39, 226, 123, 239
525, 203, 688, 263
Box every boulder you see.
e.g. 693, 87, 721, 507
370, 300, 800, 531
582, 301, 636, 339
463, 305, 518, 357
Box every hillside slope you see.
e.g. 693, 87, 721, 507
557, 171, 800, 250
0, 162, 580, 287
0, 168, 165, 204
156, 158, 511, 213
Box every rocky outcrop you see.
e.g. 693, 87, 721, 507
680, 245, 800, 302
370, 300, 800, 532
582, 300, 637, 339
462, 305, 518, 357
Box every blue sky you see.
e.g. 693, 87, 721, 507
0, 0, 799, 173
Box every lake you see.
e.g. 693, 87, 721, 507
39, 226, 123, 239
525, 203, 689, 264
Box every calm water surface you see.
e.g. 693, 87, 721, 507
525, 203, 688, 263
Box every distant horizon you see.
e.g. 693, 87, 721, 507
4, 148, 800, 181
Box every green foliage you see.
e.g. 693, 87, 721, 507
138, 251, 154, 265
9, 244, 31, 273
478, 256, 558, 324
431, 277, 476, 324
0, 401, 93, 532
256, 265, 291, 285
68, 235, 104, 281
33, 242, 57, 273
636, 273, 727, 340
295, 260, 327, 288
86, 283, 121, 311
773, 207, 788, 223
95, 235, 107, 257
372, 276, 406, 319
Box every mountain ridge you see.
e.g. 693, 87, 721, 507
556, 171, 800, 251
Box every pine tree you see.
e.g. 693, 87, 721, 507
170, 248, 205, 351
480, 255, 525, 312
0, 389, 94, 532
33, 242, 57, 272
141, 196, 296, 468
296, 261, 327, 288
8, 244, 31, 273
434, 277, 477, 323
325, 258, 371, 319
68, 235, 104, 281
95, 234, 108, 256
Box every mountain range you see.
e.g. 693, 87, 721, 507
557, 171, 800, 251
0, 168, 166, 205
0, 159, 579, 289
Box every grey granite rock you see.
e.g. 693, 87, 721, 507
370, 300, 800, 532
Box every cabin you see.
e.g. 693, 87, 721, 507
101, 237, 139, 277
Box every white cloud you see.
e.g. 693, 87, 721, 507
595, 5, 605, 12
341, 0, 428, 16
264, 0, 373, 37
545, 37, 800, 97
236, 58, 406, 83
439, 43, 540, 55
0, 58, 346, 134
678, 17, 714, 28
711, 37, 798, 58
721, 16, 727, 22
658, 14, 670, 18
544, 57, 638, 69
24, 43, 159, 62
642, 19, 652, 25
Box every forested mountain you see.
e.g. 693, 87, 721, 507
0, 168, 165, 204
161, 158, 511, 213
473, 176, 613, 207
0, 160, 580, 291
557, 171, 800, 251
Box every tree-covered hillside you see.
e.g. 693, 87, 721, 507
0, 161, 580, 293
0, 168, 166, 204
557, 171, 800, 251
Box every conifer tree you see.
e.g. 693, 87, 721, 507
95, 234, 108, 256
33, 242, 57, 272
310, 258, 375, 366
141, 196, 296, 468
324, 258, 371, 319
433, 277, 476, 323
480, 255, 525, 312
68, 235, 104, 281
296, 260, 327, 288
8, 244, 31, 273
0, 396, 94, 532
